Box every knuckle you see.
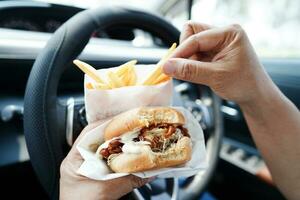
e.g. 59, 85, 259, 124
225, 24, 246, 42
229, 24, 243, 32
184, 20, 194, 29
137, 179, 146, 188
130, 176, 145, 188
226, 24, 245, 35
189, 34, 199, 44
179, 62, 195, 80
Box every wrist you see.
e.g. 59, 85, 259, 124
238, 75, 282, 118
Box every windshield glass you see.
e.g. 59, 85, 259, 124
34, 0, 165, 11
15, 0, 300, 58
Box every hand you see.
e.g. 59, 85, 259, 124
164, 22, 300, 200
163, 22, 275, 105
60, 122, 154, 200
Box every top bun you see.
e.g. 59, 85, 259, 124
104, 107, 185, 141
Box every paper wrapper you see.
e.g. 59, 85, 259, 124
77, 107, 207, 180
84, 64, 173, 124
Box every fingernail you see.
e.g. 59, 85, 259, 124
163, 60, 176, 75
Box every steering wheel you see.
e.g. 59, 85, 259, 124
24, 6, 223, 200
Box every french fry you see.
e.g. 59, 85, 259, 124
77, 50, 174, 89
115, 60, 137, 77
120, 71, 131, 86
154, 75, 171, 85
128, 67, 137, 86
142, 43, 176, 85
86, 82, 94, 89
152, 73, 171, 85
118, 65, 132, 85
73, 60, 104, 83
106, 71, 124, 88
85, 82, 110, 90
117, 67, 129, 78
93, 82, 111, 90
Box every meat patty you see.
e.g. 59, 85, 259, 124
100, 139, 123, 159
100, 123, 190, 158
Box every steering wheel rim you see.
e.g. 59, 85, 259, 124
178, 93, 223, 200
24, 6, 222, 200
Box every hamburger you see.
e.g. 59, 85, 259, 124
96, 107, 192, 173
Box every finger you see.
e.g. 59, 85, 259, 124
180, 21, 212, 44
108, 175, 155, 197
130, 175, 155, 189
172, 26, 229, 59
162, 58, 215, 85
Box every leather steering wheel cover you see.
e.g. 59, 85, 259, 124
24, 7, 179, 199
179, 94, 223, 200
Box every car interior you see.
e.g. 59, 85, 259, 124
0, 0, 299, 199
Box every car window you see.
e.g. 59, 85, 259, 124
165, 0, 300, 59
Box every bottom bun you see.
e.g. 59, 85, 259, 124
108, 137, 192, 173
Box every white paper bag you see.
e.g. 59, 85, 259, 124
84, 64, 173, 123
77, 107, 207, 180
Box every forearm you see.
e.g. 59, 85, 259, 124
240, 77, 300, 200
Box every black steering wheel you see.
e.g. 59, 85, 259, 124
24, 6, 223, 200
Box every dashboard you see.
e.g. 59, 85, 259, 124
0, 2, 80, 32
0, 1, 162, 43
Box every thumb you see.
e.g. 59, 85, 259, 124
107, 175, 155, 199
162, 58, 214, 85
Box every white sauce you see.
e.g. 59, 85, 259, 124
98, 139, 111, 149
120, 130, 139, 142
122, 141, 151, 154
98, 130, 139, 149
98, 127, 182, 156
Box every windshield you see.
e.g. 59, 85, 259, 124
34, 0, 165, 11
5, 0, 300, 58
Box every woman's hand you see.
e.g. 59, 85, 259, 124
60, 122, 154, 200
163, 22, 274, 106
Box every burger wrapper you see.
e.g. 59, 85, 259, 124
84, 64, 173, 124
77, 107, 207, 180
